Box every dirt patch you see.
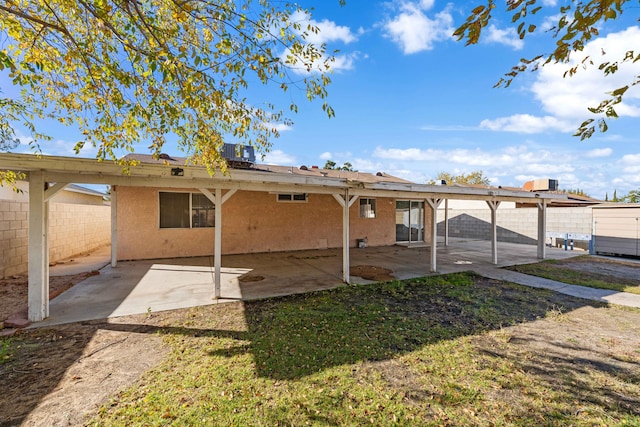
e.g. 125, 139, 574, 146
472, 304, 640, 416
239, 274, 265, 283
560, 256, 640, 283
350, 265, 395, 281
0, 272, 98, 322
7, 317, 168, 427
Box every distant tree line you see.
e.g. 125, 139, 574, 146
323, 160, 355, 171
605, 189, 640, 203
427, 170, 490, 186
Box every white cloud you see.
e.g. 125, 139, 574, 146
370, 144, 596, 185
304, 18, 358, 45
619, 153, 640, 173
262, 149, 296, 165
480, 27, 640, 135
264, 122, 293, 133
319, 151, 332, 160
484, 25, 524, 50
14, 132, 99, 158
344, 143, 638, 197
531, 26, 640, 120
382, 1, 454, 54
479, 114, 573, 133
585, 148, 612, 158
284, 12, 360, 74
621, 153, 640, 163
329, 51, 360, 72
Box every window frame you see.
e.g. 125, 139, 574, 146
359, 198, 377, 219
275, 193, 308, 203
158, 191, 215, 229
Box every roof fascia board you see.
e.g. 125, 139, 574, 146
42, 171, 347, 195
0, 153, 348, 188
350, 188, 563, 203
357, 182, 566, 201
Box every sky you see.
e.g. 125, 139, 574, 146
4, 0, 640, 199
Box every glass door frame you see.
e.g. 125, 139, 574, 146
395, 200, 425, 244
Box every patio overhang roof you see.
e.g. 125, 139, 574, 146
0, 153, 565, 203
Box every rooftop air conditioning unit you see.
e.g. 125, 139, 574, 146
221, 143, 256, 169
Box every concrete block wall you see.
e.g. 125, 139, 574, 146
438, 207, 593, 246
0, 200, 29, 278
48, 203, 111, 262
0, 200, 110, 278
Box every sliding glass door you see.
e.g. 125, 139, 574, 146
395, 201, 424, 243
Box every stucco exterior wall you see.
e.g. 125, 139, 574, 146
115, 186, 398, 260
0, 200, 111, 278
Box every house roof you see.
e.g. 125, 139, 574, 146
123, 153, 412, 185
65, 183, 107, 198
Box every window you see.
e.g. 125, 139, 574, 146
276, 193, 308, 203
191, 193, 215, 228
360, 198, 376, 218
159, 192, 215, 228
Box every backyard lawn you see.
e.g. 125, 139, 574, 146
87, 272, 640, 426
2, 270, 639, 426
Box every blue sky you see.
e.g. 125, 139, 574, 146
5, 0, 640, 199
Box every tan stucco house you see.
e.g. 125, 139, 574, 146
115, 154, 411, 261
0, 152, 565, 321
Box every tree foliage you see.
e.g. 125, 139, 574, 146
454, 0, 638, 140
431, 170, 491, 186
0, 0, 337, 173
622, 189, 640, 203
323, 159, 355, 171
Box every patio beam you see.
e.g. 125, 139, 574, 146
425, 198, 442, 272
444, 199, 449, 247
43, 182, 69, 202
199, 188, 238, 299
111, 187, 117, 267
28, 171, 49, 321
332, 191, 358, 283
214, 189, 223, 298
486, 200, 501, 265
537, 200, 547, 259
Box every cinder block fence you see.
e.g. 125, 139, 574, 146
0, 200, 110, 278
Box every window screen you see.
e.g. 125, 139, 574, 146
159, 192, 190, 228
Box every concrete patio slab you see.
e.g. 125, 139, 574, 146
34, 238, 595, 327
